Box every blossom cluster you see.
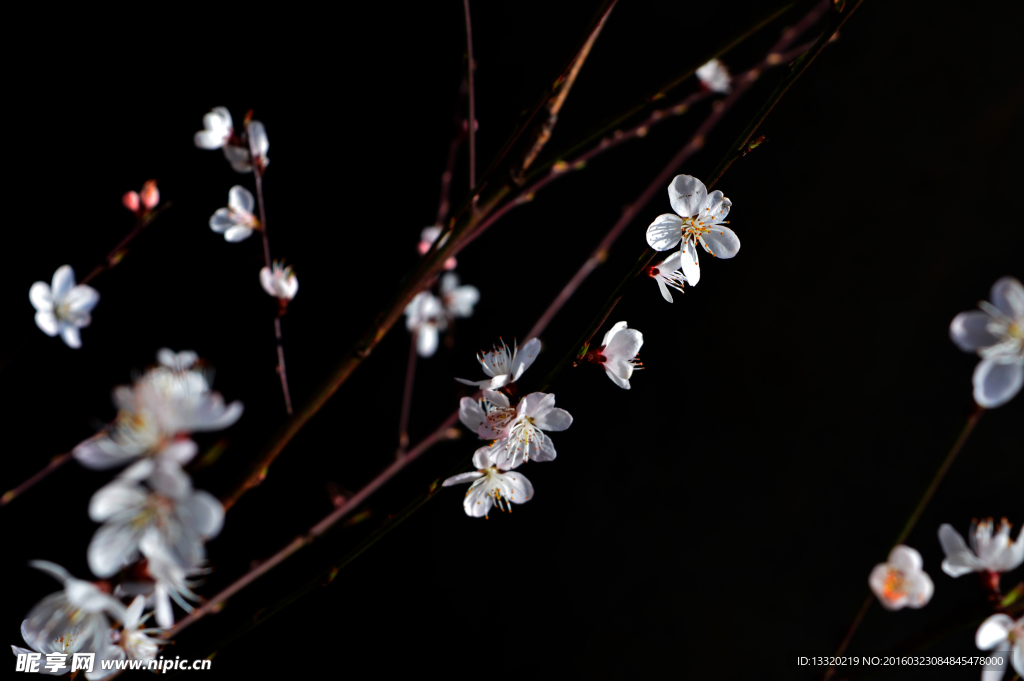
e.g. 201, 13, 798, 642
869, 519, 1024, 679
11, 350, 242, 674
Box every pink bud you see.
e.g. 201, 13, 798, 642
140, 180, 159, 209
122, 191, 140, 213
417, 241, 431, 255
443, 256, 458, 270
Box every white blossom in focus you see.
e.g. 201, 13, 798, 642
260, 261, 299, 302
484, 392, 573, 469
646, 174, 739, 286
405, 291, 445, 357
441, 447, 534, 518
17, 561, 127, 665
29, 265, 100, 349
459, 389, 517, 440
595, 321, 644, 389
440, 273, 479, 319
950, 276, 1024, 408
87, 473, 224, 578
868, 545, 934, 610
209, 185, 259, 242
696, 59, 732, 93
418, 226, 457, 270
648, 251, 688, 303
976, 614, 1024, 680
938, 519, 1024, 577
73, 349, 243, 472
456, 338, 541, 389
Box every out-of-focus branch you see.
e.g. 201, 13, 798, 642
463, 0, 477, 192
0, 453, 71, 507
397, 332, 419, 453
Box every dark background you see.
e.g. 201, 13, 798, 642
2, 1, 1021, 679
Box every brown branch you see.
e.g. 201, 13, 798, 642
0, 453, 71, 508
463, 0, 477, 192
397, 332, 419, 453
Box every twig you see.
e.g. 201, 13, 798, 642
251, 154, 293, 416
0, 453, 71, 508
397, 332, 419, 452
436, 101, 467, 227
220, 5, 617, 510
82, 202, 172, 286
821, 404, 985, 681
463, 0, 476, 193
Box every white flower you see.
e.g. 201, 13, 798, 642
868, 545, 934, 610
440, 273, 479, 319
976, 614, 1023, 679
11, 622, 123, 680
646, 174, 739, 287
141, 537, 205, 628
193, 107, 264, 173
193, 106, 233, 150
456, 338, 541, 389
950, 276, 1024, 408
87, 473, 224, 578
938, 519, 1024, 577
595, 321, 643, 389
116, 596, 165, 662
696, 59, 732, 93
459, 389, 517, 440
647, 251, 688, 303
260, 261, 299, 302
29, 265, 100, 349
419, 226, 457, 270
209, 185, 259, 242
484, 392, 573, 470
73, 350, 243, 472
441, 447, 534, 518
405, 291, 446, 357
18, 561, 127, 663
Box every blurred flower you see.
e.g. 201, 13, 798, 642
976, 614, 1023, 679
193, 107, 259, 173
116, 596, 164, 663
405, 291, 445, 357
209, 185, 259, 242
260, 261, 299, 303
419, 226, 457, 270
29, 265, 100, 349
246, 119, 270, 172
456, 338, 541, 389
647, 251, 687, 303
646, 174, 738, 286
594, 321, 644, 389
87, 472, 224, 578
142, 536, 204, 629
440, 272, 479, 319
696, 59, 732, 93
73, 349, 243, 472
868, 545, 934, 610
123, 180, 160, 215
938, 519, 1024, 577
17, 561, 127, 664
442, 447, 534, 518
950, 276, 1024, 408
484, 392, 573, 469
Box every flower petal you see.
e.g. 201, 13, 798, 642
442, 471, 483, 487
59, 326, 81, 349
604, 366, 632, 389
63, 285, 100, 316
534, 407, 573, 431
193, 130, 225, 149
223, 226, 253, 242
973, 358, 1024, 408
601, 321, 628, 349
89, 481, 146, 521
247, 120, 269, 157
680, 241, 700, 286
417, 326, 439, 357
668, 174, 708, 218
702, 190, 732, 223
88, 523, 141, 578
34, 311, 59, 336
51, 265, 76, 299
888, 545, 923, 572
499, 470, 534, 504
228, 185, 255, 214
976, 614, 1014, 649
209, 208, 234, 233
699, 226, 741, 259
511, 338, 542, 382
646, 214, 683, 251
29, 282, 52, 311
950, 311, 1001, 353
990, 276, 1024, 318
938, 523, 981, 577
463, 478, 494, 518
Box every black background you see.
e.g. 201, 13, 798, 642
2, 1, 1021, 679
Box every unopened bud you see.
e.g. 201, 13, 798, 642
140, 180, 159, 209
122, 191, 140, 213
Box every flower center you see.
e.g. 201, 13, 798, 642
882, 569, 905, 599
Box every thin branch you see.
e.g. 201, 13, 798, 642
436, 106, 467, 227
397, 332, 419, 452
0, 453, 71, 507
821, 404, 985, 681
251, 157, 293, 415
463, 0, 476, 192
